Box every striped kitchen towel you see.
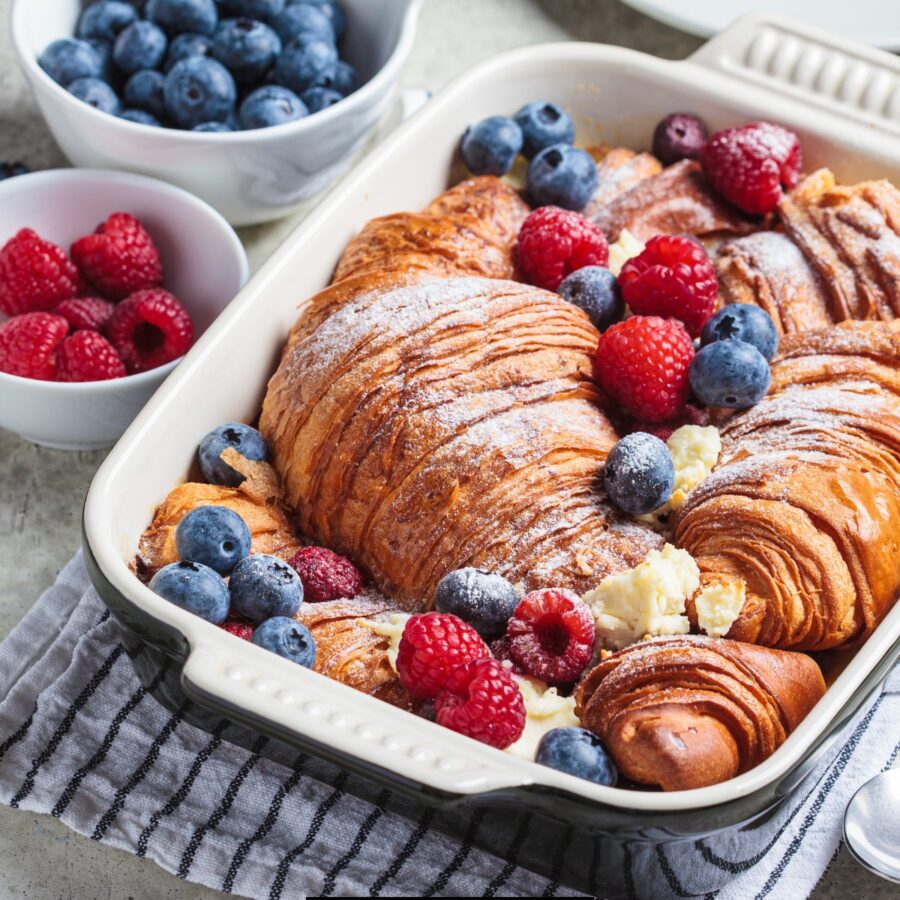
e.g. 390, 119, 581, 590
0, 552, 897, 899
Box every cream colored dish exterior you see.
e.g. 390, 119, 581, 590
84, 15, 900, 811
10, 0, 423, 226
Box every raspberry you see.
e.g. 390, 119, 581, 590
595, 316, 695, 423
104, 288, 194, 374
0, 312, 69, 381
288, 546, 365, 603
0, 229, 83, 316
489, 636, 526, 675
55, 330, 126, 382
220, 617, 255, 641
701, 122, 802, 216
435, 658, 526, 750
516, 206, 609, 292
54, 296, 116, 332
618, 235, 718, 338
623, 402, 709, 443
506, 589, 595, 685
396, 613, 490, 700
71, 212, 163, 300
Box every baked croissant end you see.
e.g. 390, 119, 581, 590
674, 320, 900, 651
575, 636, 826, 791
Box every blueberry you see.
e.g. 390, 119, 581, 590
193, 120, 234, 131
124, 69, 167, 117
175, 505, 251, 575
86, 38, 115, 80
240, 85, 307, 127
77, 1, 139, 42
252, 616, 317, 668
113, 21, 168, 74
67, 77, 122, 115
527, 144, 598, 211
434, 568, 520, 639
701, 303, 779, 362
689, 340, 771, 409
0, 162, 29, 181
652, 113, 708, 166
146, 0, 219, 35
558, 266, 624, 332
230, 553, 303, 623
271, 2, 335, 43
305, 0, 346, 41
149, 561, 231, 624
199, 422, 270, 486
119, 108, 161, 125
535, 728, 618, 787
603, 432, 675, 516
164, 56, 236, 128
213, 18, 282, 83
514, 101, 575, 159
328, 59, 357, 95
301, 85, 341, 113
39, 39, 103, 86
164, 33, 214, 71
461, 116, 523, 177
219, 0, 286, 19
273, 34, 338, 94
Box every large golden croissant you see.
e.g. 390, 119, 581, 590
576, 636, 826, 791
675, 320, 900, 650
260, 177, 664, 606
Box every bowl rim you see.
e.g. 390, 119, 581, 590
0, 167, 249, 390
10, 0, 424, 143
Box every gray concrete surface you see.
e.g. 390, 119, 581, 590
0, 0, 895, 896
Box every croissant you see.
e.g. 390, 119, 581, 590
575, 636, 826, 791
674, 320, 900, 650
260, 178, 664, 606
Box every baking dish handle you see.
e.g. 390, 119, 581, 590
688, 12, 900, 136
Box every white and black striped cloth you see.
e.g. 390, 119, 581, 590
0, 553, 897, 899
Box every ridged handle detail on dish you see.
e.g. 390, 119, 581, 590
690, 13, 900, 135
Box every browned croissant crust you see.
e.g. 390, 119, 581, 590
674, 320, 900, 651
583, 147, 662, 219
575, 636, 826, 791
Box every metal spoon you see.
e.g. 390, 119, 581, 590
843, 768, 900, 883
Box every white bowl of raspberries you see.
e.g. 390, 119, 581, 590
0, 168, 248, 450
11, 0, 422, 226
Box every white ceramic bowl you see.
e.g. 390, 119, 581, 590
10, 0, 423, 226
0, 169, 248, 451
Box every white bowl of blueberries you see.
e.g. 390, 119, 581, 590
12, 0, 422, 225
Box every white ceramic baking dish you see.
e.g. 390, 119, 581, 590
82, 12, 900, 892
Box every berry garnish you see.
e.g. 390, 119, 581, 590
689, 339, 771, 409
0, 312, 70, 381
517, 206, 609, 292
701, 122, 802, 215
104, 288, 194, 373
621, 402, 709, 444
558, 265, 624, 332
435, 658, 526, 750
55, 297, 116, 332
0, 229, 84, 317
229, 553, 303, 624
535, 727, 619, 786
603, 432, 675, 516
55, 330, 127, 382
396, 612, 490, 700
594, 316, 695, 423
460, 116, 524, 177
221, 617, 255, 641
514, 101, 575, 159
175, 505, 251, 575
253, 617, 317, 668
526, 144, 598, 212
701, 303, 779, 361
618, 235, 717, 338
506, 589, 595, 685
71, 212, 163, 300
651, 113, 708, 165
199, 422, 270, 488
433, 568, 520, 640
288, 546, 365, 604
149, 560, 230, 624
